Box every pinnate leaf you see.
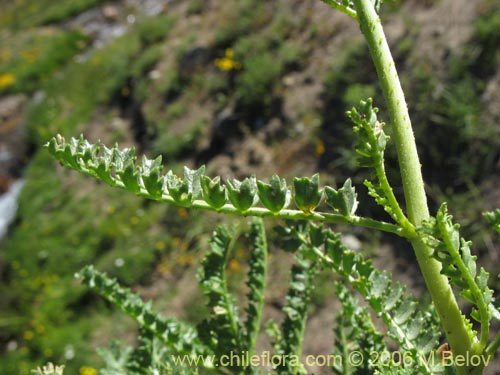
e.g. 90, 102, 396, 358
286, 223, 440, 374
77, 265, 204, 355
420, 203, 493, 337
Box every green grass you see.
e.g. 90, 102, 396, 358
0, 0, 107, 29
214, 0, 271, 48
0, 11, 181, 374
405, 1, 500, 191
235, 52, 283, 116
24, 32, 140, 144
0, 150, 204, 373
25, 15, 176, 145
0, 29, 89, 94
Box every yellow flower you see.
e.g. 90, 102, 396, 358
214, 48, 242, 72
315, 140, 325, 156
0, 73, 15, 89
80, 366, 99, 375
215, 58, 242, 71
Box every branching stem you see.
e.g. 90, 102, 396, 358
351, 1, 477, 373
67, 169, 406, 235
136, 190, 407, 236
368, 126, 413, 230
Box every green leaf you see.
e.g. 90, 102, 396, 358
226, 176, 257, 212
116, 163, 140, 194
77, 265, 204, 355
347, 98, 389, 168
274, 224, 305, 253
332, 282, 386, 375
94, 145, 116, 185
484, 209, 500, 235
293, 224, 439, 374
393, 298, 416, 325
96, 341, 133, 375
293, 173, 322, 213
257, 174, 289, 213
369, 271, 390, 300
265, 320, 282, 344
166, 171, 192, 206
383, 284, 403, 312
140, 155, 164, 197
244, 219, 268, 354
421, 203, 492, 348
184, 165, 205, 199
196, 225, 247, 373
200, 176, 227, 210
308, 222, 326, 247
45, 135, 404, 236
325, 178, 358, 216
275, 249, 318, 375
345, 99, 413, 228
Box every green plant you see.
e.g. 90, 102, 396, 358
0, 0, 106, 29
0, 29, 89, 94
44, 1, 500, 374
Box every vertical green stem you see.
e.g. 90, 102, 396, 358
350, 1, 478, 373
352, 0, 428, 225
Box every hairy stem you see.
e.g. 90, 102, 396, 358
132, 187, 406, 236
351, 1, 477, 373
352, 0, 427, 225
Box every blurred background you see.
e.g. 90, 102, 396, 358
0, 0, 499, 373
